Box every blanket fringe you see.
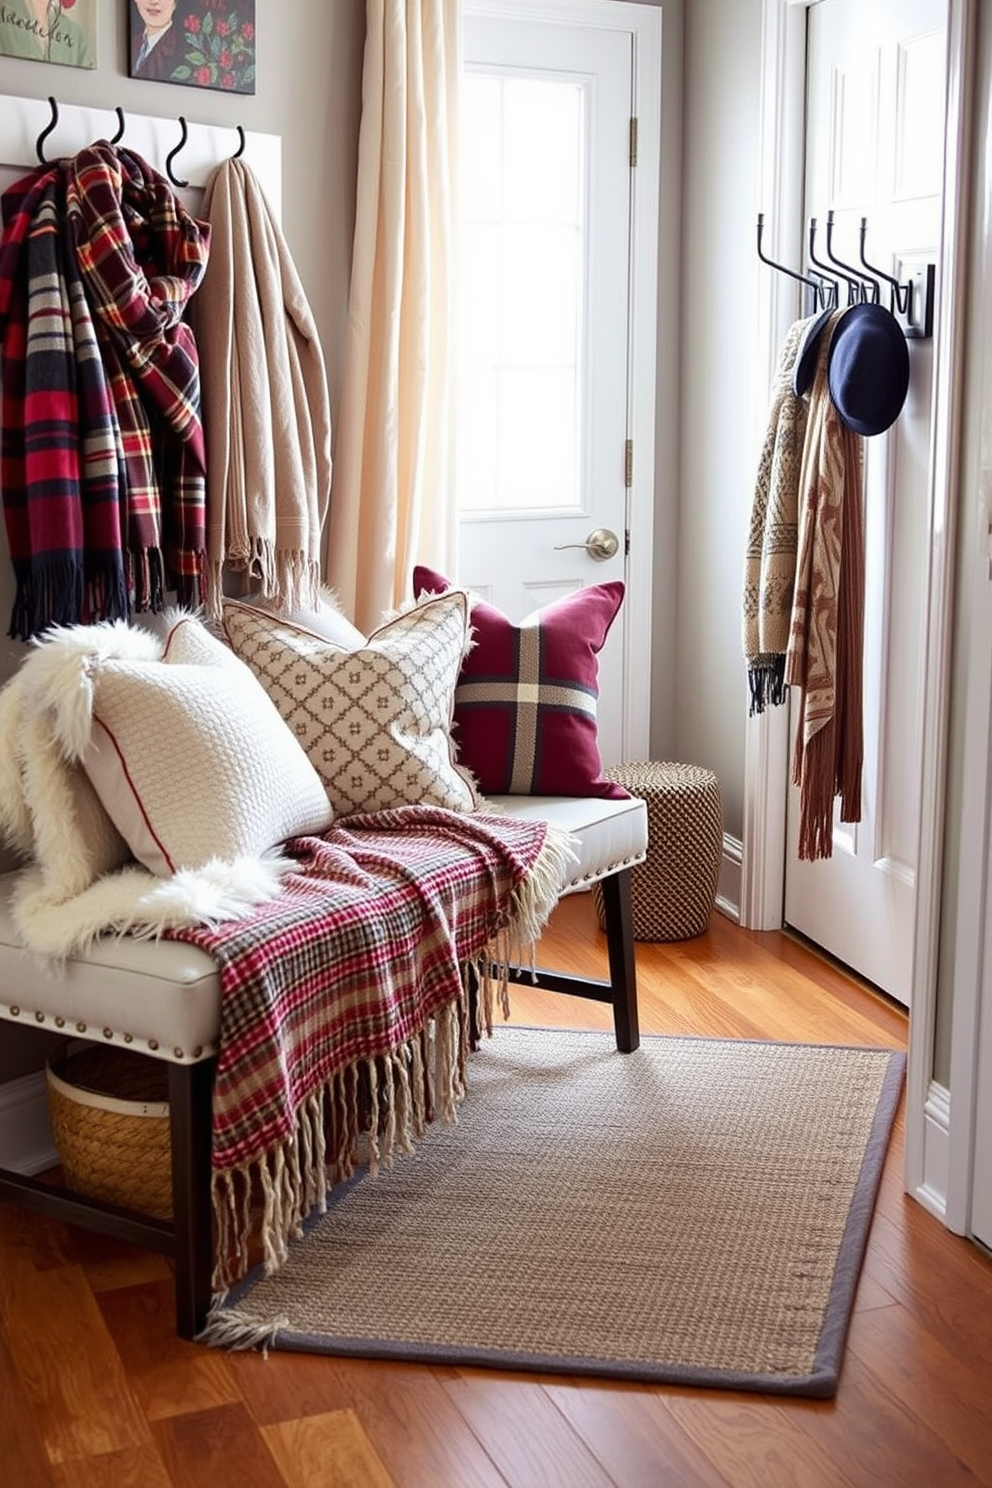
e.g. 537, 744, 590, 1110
210, 998, 469, 1291
199, 1299, 289, 1353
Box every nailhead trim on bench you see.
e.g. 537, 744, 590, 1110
562, 849, 647, 894
0, 1001, 216, 1063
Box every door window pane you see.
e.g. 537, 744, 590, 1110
457, 70, 586, 514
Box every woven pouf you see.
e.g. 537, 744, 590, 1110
592, 761, 723, 941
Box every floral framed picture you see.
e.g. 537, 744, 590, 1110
128, 0, 255, 94
0, 0, 98, 68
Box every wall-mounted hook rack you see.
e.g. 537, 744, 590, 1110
756, 210, 935, 341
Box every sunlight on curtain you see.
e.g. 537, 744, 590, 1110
324, 0, 460, 633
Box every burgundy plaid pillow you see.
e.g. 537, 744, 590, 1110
414, 566, 628, 798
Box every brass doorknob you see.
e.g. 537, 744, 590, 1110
553, 527, 620, 562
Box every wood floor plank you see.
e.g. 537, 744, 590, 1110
545, 1379, 737, 1488
151, 1402, 289, 1488
441, 1373, 615, 1488
0, 1322, 57, 1488
0, 1225, 153, 1467
789, 1352, 988, 1488
846, 1298, 992, 1484
50, 1444, 174, 1488
861, 1203, 992, 1375
224, 1347, 354, 1423
325, 1359, 511, 1488
657, 1393, 861, 1488
71, 1226, 174, 1294
261, 1409, 396, 1488
234, 1353, 511, 1488
97, 1276, 243, 1421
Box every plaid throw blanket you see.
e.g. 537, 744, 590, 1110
167, 806, 571, 1290
0, 145, 210, 638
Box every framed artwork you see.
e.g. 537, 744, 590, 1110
0, 0, 98, 68
128, 0, 255, 94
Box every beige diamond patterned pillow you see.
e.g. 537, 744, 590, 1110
222, 592, 479, 817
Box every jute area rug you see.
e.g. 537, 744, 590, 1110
204, 1027, 905, 1398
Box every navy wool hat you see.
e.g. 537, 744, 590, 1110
792, 304, 835, 396
827, 302, 910, 437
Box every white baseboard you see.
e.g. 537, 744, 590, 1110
0, 1071, 58, 1176
913, 1079, 950, 1223
716, 833, 742, 924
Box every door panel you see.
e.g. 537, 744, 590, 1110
456, 14, 633, 768
784, 0, 947, 1006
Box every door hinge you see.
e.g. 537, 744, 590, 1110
624, 439, 633, 488
629, 117, 638, 168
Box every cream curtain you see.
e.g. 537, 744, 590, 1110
324, 0, 461, 634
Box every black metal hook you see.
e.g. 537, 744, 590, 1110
756, 214, 828, 305
858, 218, 911, 316
232, 124, 246, 160
110, 106, 126, 146
825, 211, 878, 303
36, 96, 59, 165
165, 115, 189, 189
809, 218, 860, 306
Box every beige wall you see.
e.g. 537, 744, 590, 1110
671, 0, 764, 840
0, 0, 364, 1084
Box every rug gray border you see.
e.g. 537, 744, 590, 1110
217, 1034, 907, 1399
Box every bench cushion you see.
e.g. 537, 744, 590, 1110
487, 795, 648, 893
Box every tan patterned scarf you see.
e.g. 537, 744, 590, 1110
785, 315, 865, 861
742, 316, 812, 713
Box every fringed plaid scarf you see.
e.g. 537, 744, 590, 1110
0, 146, 210, 639
166, 806, 572, 1291
785, 321, 865, 861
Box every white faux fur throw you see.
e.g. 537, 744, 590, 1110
0, 619, 292, 958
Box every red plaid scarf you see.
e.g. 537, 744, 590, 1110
167, 806, 567, 1287
0, 147, 210, 638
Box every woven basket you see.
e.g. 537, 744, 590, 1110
46, 1041, 173, 1220
592, 760, 723, 942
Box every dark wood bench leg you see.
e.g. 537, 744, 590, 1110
168, 1059, 215, 1341
600, 868, 639, 1052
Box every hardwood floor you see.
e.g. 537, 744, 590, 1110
3, 894, 992, 1488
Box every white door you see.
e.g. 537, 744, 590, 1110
455, 6, 656, 768
784, 0, 947, 1007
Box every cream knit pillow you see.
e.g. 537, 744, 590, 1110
222, 592, 478, 817
42, 614, 333, 878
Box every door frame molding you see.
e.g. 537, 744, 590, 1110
462, 0, 661, 759
746, 0, 975, 1220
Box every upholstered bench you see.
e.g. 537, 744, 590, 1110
0, 790, 647, 1340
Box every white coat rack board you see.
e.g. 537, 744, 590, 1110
0, 92, 281, 216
